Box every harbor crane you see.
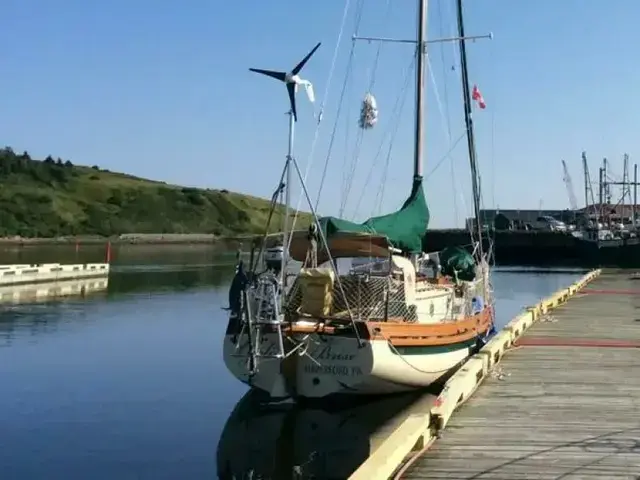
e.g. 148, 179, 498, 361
562, 159, 578, 215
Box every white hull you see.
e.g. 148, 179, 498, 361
223, 330, 290, 398
223, 255, 492, 400
222, 329, 475, 398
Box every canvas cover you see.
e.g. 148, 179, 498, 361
439, 246, 477, 281
318, 177, 429, 254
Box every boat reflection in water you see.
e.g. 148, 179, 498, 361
216, 391, 435, 479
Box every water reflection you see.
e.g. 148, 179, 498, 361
108, 263, 235, 295
0, 277, 108, 304
0, 263, 237, 347
0, 246, 589, 479
0, 278, 109, 346
217, 391, 435, 480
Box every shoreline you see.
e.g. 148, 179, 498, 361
0, 229, 571, 247
0, 233, 282, 247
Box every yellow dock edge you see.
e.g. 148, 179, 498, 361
347, 268, 601, 480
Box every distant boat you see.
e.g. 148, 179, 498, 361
574, 152, 640, 267
575, 229, 640, 267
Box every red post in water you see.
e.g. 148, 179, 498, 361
105, 241, 112, 264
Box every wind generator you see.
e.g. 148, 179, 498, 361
248, 42, 321, 283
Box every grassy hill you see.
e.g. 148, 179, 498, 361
0, 147, 311, 238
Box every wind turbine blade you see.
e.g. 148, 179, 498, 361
249, 68, 286, 82
287, 82, 298, 122
291, 42, 321, 75
304, 82, 315, 103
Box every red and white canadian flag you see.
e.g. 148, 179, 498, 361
472, 84, 486, 109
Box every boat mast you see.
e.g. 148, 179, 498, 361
351, 1, 491, 256
413, 0, 428, 180
455, 0, 484, 260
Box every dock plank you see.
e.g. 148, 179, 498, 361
401, 271, 640, 479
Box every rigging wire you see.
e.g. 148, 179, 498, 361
353, 54, 416, 220
424, 131, 467, 180
339, 0, 394, 218
314, 0, 367, 212
489, 41, 496, 210
425, 50, 471, 226
340, 69, 355, 211
371, 45, 468, 217
485, 36, 497, 266
372, 54, 417, 215
454, 0, 484, 256
445, 0, 459, 66
286, 0, 355, 237
436, 0, 459, 227
444, 0, 472, 228
340, 124, 364, 217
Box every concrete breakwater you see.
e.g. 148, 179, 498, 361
424, 229, 583, 266
0, 230, 577, 248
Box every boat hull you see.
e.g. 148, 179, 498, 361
291, 334, 477, 397
222, 255, 493, 400
223, 328, 290, 398
222, 328, 480, 399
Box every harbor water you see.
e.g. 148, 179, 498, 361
0, 244, 586, 479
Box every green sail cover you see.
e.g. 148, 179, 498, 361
439, 246, 476, 281
319, 177, 429, 254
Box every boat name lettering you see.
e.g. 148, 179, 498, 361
314, 346, 356, 362
238, 338, 280, 357
303, 364, 363, 376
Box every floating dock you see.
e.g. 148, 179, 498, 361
351, 269, 640, 479
0, 263, 109, 286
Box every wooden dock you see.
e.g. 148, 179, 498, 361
350, 269, 640, 479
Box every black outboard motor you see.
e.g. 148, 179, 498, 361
228, 260, 248, 318
426, 256, 440, 274
264, 245, 284, 275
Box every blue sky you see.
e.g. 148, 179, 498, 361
1, 0, 638, 228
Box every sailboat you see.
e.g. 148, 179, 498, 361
223, 0, 495, 399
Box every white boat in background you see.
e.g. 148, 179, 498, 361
223, 0, 496, 400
